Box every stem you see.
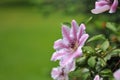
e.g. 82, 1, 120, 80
112, 59, 120, 71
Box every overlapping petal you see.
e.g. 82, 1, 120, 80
60, 46, 82, 70
109, 0, 118, 13
91, 5, 110, 14
54, 39, 69, 50
91, 0, 118, 14
51, 49, 69, 61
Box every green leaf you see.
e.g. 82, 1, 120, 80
83, 46, 95, 55
87, 56, 96, 68
100, 69, 112, 77
104, 49, 120, 61
98, 58, 106, 67
69, 68, 90, 80
110, 49, 120, 56
77, 56, 87, 66
106, 22, 117, 33
87, 34, 106, 43
100, 40, 110, 51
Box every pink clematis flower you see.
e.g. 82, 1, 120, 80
51, 20, 89, 71
51, 67, 69, 80
91, 0, 118, 14
51, 61, 75, 80
51, 66, 71, 80
114, 69, 120, 80
94, 75, 103, 80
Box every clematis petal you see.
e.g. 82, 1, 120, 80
62, 25, 71, 43
114, 69, 120, 80
60, 47, 82, 69
51, 67, 61, 79
66, 60, 75, 72
91, 5, 110, 14
51, 49, 67, 61
95, 1, 109, 8
77, 23, 86, 40
94, 75, 100, 80
73, 46, 82, 58
70, 20, 78, 41
54, 39, 69, 50
109, 0, 118, 13
60, 53, 74, 67
51, 67, 69, 80
78, 34, 89, 47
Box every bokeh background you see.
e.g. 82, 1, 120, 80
0, 0, 119, 80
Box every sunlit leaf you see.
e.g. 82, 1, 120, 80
106, 22, 117, 33
98, 58, 106, 67
111, 49, 120, 56
87, 34, 106, 43
100, 69, 112, 77
100, 40, 109, 51
83, 46, 95, 55
87, 56, 96, 68
77, 56, 87, 66
104, 49, 120, 61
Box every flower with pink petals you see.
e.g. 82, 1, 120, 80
91, 0, 118, 14
51, 20, 89, 71
51, 60, 75, 80
51, 67, 69, 80
114, 69, 120, 80
94, 75, 103, 80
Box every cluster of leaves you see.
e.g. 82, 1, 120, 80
69, 22, 120, 80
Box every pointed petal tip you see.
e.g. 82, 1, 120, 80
85, 34, 89, 38
51, 52, 57, 61
91, 9, 99, 14
109, 0, 118, 13
80, 23, 86, 30
72, 19, 76, 22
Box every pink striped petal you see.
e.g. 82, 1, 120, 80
62, 25, 71, 43
78, 34, 89, 47
77, 24, 86, 40
54, 39, 68, 50
114, 69, 120, 80
60, 47, 82, 69
91, 5, 110, 14
73, 46, 82, 58
95, 1, 109, 8
70, 20, 78, 40
94, 75, 100, 80
66, 60, 75, 72
109, 0, 118, 13
51, 49, 67, 61
51, 67, 61, 79
60, 53, 74, 67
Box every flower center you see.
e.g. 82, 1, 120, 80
70, 41, 78, 52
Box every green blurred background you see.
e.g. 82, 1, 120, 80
0, 0, 92, 80
2, 0, 119, 80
